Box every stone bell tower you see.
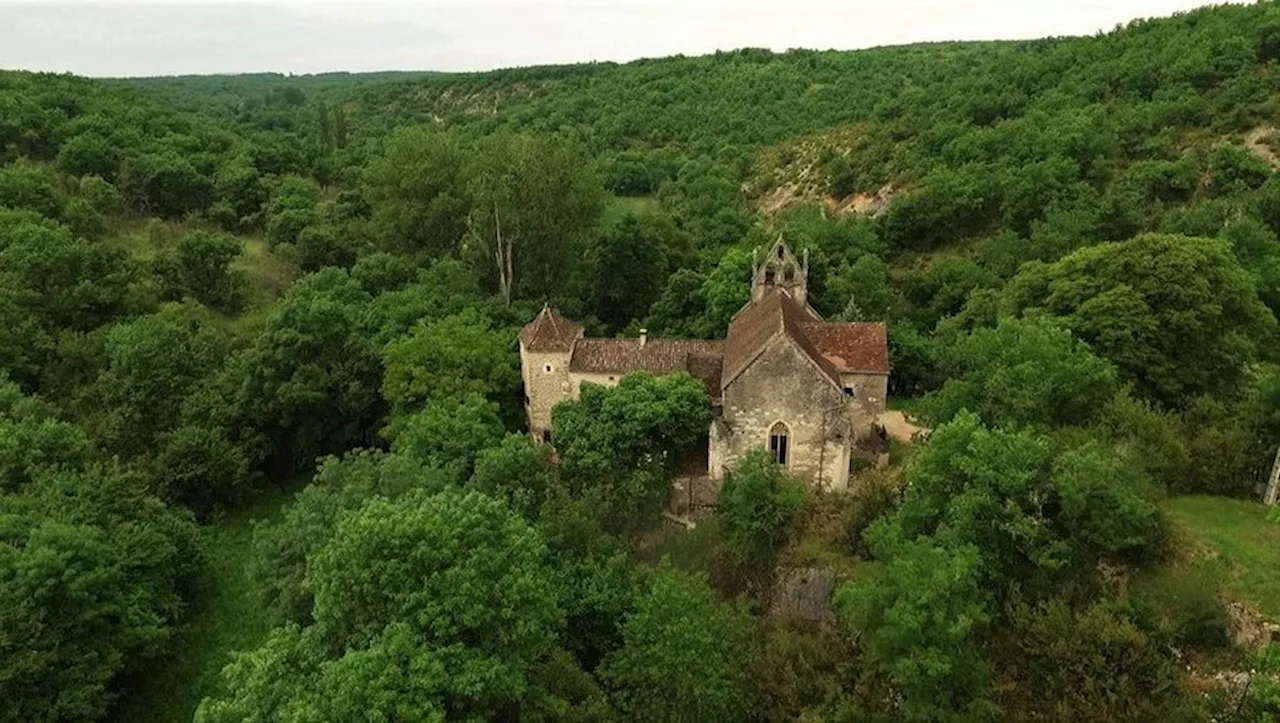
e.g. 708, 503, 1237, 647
752, 236, 809, 305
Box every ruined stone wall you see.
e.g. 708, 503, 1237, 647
839, 372, 889, 435
519, 345, 574, 440
718, 336, 852, 490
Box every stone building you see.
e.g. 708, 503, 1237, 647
519, 238, 889, 491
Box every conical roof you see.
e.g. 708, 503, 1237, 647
519, 304, 583, 352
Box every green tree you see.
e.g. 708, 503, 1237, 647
904, 256, 1000, 330
390, 395, 506, 482
211, 154, 267, 230
921, 316, 1119, 428
151, 424, 252, 519
218, 268, 382, 477
835, 539, 995, 722
96, 304, 230, 456
0, 461, 200, 723
464, 132, 605, 302
362, 127, 470, 256
469, 433, 557, 520
119, 149, 213, 218
588, 213, 668, 332
826, 254, 897, 321
644, 268, 709, 338
996, 597, 1191, 721
698, 247, 754, 337
252, 450, 451, 624
213, 489, 563, 720
600, 566, 750, 722
717, 449, 806, 564
381, 307, 520, 431
155, 231, 245, 311
0, 159, 62, 218
890, 413, 1161, 586
0, 211, 140, 343
263, 174, 322, 247
552, 373, 711, 527
1004, 233, 1277, 407
56, 132, 122, 180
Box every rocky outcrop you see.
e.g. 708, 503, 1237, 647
1225, 601, 1277, 653
770, 566, 838, 623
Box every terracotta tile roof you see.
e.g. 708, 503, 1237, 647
569, 338, 725, 398
801, 322, 889, 374
519, 305, 583, 352
722, 291, 787, 387
721, 289, 846, 390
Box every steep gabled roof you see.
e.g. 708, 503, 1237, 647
721, 289, 845, 390
519, 305, 583, 352
800, 322, 889, 375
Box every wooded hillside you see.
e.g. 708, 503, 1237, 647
3, 2, 1280, 721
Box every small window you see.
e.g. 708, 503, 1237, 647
777, 246, 785, 259
764, 269, 776, 286
768, 422, 790, 467
843, 386, 855, 396
544, 364, 553, 373
608, 376, 616, 382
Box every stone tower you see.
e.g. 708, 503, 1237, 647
752, 236, 809, 305
518, 305, 583, 442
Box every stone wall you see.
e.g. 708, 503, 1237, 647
839, 372, 888, 435
570, 371, 622, 395
716, 335, 852, 490
519, 345, 573, 440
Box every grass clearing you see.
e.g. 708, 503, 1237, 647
234, 236, 299, 310
105, 220, 298, 316
108, 486, 295, 723
602, 195, 664, 225
1162, 495, 1280, 619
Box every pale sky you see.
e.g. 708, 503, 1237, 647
0, 0, 1248, 78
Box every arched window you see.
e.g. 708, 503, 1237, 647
768, 422, 790, 467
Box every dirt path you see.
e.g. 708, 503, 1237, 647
878, 410, 929, 444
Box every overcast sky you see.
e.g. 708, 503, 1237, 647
0, 0, 1245, 78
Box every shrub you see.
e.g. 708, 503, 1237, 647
717, 449, 806, 564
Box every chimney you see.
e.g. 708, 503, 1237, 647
639, 329, 648, 348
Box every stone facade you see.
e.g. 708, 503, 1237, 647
519, 238, 890, 492
716, 333, 852, 488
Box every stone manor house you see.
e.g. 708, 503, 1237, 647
519, 238, 889, 491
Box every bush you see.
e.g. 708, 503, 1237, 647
995, 597, 1192, 721
844, 470, 900, 557
152, 425, 253, 519
155, 231, 246, 311
717, 449, 806, 564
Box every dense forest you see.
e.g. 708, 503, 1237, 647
3, 2, 1280, 721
